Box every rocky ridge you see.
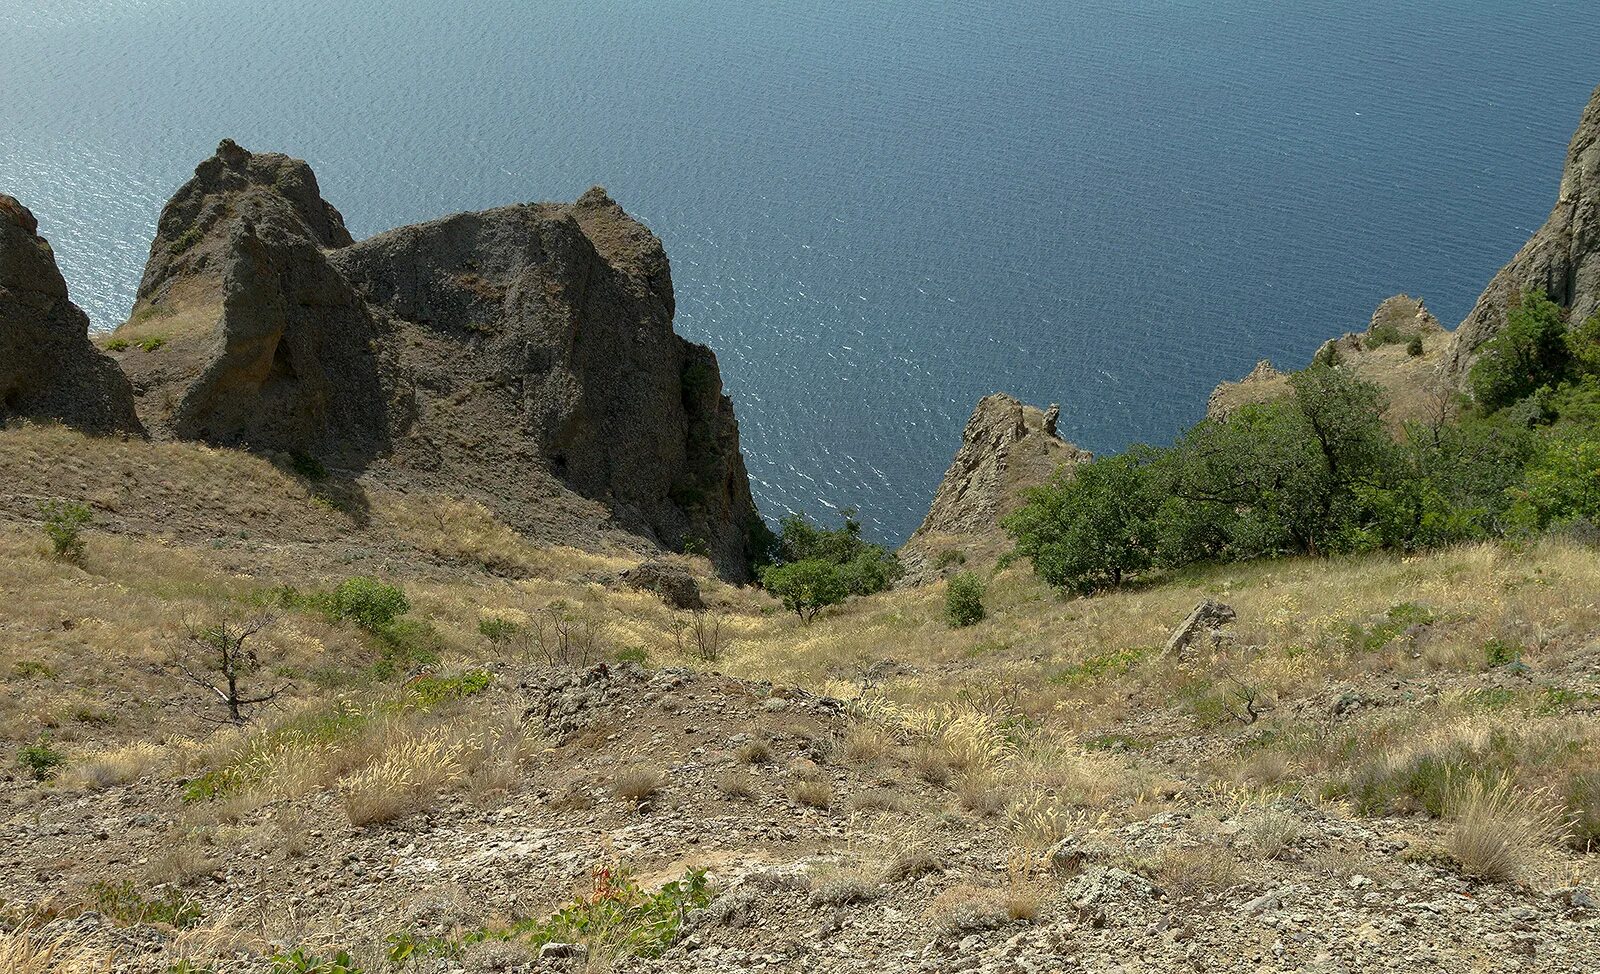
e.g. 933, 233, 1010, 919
899, 393, 1090, 584
1206, 294, 1449, 425
98, 141, 760, 578
0, 194, 141, 435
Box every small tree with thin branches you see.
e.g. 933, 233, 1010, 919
178, 617, 287, 724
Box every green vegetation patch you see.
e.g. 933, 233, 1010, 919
89, 879, 203, 928
386, 869, 712, 964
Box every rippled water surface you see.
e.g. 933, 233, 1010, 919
3, 0, 1597, 541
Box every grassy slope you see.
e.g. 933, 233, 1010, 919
1, 425, 1597, 968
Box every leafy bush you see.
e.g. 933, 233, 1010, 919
758, 509, 901, 621
1407, 334, 1425, 356
17, 739, 65, 780
270, 949, 364, 974
1470, 289, 1570, 411
322, 577, 410, 632
944, 573, 986, 627
385, 868, 711, 963
761, 559, 848, 623
407, 671, 492, 706
39, 499, 91, 561
105, 337, 130, 352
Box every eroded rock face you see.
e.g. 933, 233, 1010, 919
112, 141, 385, 461
1444, 84, 1600, 381
110, 141, 759, 578
0, 194, 141, 435
900, 392, 1091, 584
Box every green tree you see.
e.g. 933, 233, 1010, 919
1507, 434, 1600, 531
1004, 451, 1158, 593
1565, 311, 1600, 377
762, 508, 902, 597
760, 559, 848, 623
944, 572, 986, 627
1470, 289, 1570, 411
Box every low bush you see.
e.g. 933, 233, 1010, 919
88, 879, 203, 928
945, 572, 986, 627
39, 500, 91, 562
17, 739, 65, 781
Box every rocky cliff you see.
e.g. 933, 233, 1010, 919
105, 141, 760, 578
1443, 83, 1600, 381
0, 194, 141, 435
900, 393, 1090, 583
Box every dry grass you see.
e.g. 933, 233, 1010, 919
840, 722, 892, 764
612, 765, 668, 806
955, 770, 1009, 817
60, 742, 164, 789
0, 926, 111, 973
736, 739, 773, 765
1236, 807, 1303, 860
807, 859, 880, 905
1139, 844, 1241, 899
787, 778, 833, 809
1445, 776, 1565, 883
716, 770, 758, 800
339, 727, 470, 825
925, 883, 1010, 933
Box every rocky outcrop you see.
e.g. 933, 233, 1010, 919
0, 194, 141, 435
1206, 294, 1449, 426
109, 140, 385, 462
107, 141, 760, 578
900, 393, 1091, 584
1444, 84, 1600, 381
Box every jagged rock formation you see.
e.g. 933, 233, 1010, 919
0, 194, 141, 435
107, 141, 760, 578
1444, 83, 1600, 381
1207, 294, 1449, 427
900, 393, 1090, 584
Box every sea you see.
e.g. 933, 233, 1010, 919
4, 0, 1597, 543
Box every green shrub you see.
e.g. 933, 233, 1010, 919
39, 499, 91, 561
1564, 770, 1600, 851
89, 879, 203, 928
167, 227, 203, 255
761, 559, 848, 623
270, 949, 364, 974
322, 577, 410, 632
1470, 289, 1570, 410
935, 549, 967, 568
18, 739, 65, 780
944, 572, 986, 628
137, 335, 167, 352
1407, 334, 1425, 356
388, 868, 712, 962
105, 337, 131, 352
408, 671, 492, 707
1482, 638, 1523, 668
478, 617, 522, 645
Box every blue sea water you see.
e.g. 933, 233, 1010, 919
3, 0, 1597, 542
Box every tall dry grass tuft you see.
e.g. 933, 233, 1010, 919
0, 926, 111, 974
61, 742, 163, 790
339, 728, 469, 825
1445, 776, 1566, 883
